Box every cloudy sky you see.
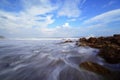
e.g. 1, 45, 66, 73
0, 0, 120, 38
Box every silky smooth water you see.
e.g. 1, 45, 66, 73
0, 40, 113, 80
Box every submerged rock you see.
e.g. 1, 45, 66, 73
64, 39, 73, 43
80, 61, 120, 80
80, 62, 111, 75
60, 39, 73, 44
76, 34, 120, 64
0, 36, 5, 39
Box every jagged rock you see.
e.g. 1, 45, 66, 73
98, 46, 120, 64
76, 34, 120, 64
88, 37, 97, 43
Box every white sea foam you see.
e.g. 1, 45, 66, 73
0, 40, 109, 80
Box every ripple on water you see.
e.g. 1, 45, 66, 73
0, 40, 108, 80
59, 66, 103, 80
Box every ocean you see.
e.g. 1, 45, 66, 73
0, 39, 118, 80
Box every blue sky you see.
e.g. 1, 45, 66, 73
0, 0, 120, 38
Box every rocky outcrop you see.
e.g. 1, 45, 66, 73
76, 34, 120, 64
80, 62, 111, 75
80, 61, 120, 80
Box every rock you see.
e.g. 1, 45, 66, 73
98, 46, 120, 64
80, 61, 120, 80
79, 37, 87, 42
63, 39, 73, 43
80, 62, 111, 76
88, 37, 97, 43
76, 34, 120, 64
114, 34, 120, 37
0, 36, 5, 39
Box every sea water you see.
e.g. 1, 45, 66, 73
0, 39, 112, 80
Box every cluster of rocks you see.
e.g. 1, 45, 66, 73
76, 34, 120, 64
77, 34, 120, 80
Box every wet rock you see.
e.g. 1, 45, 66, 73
98, 46, 120, 64
80, 62, 111, 76
88, 37, 97, 43
65, 39, 73, 43
0, 35, 5, 39
61, 39, 73, 43
76, 34, 120, 64
80, 61, 120, 80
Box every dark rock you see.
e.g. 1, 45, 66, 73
80, 61, 120, 80
114, 34, 120, 37
80, 62, 111, 76
98, 46, 120, 64
62, 39, 73, 43
0, 36, 5, 39
88, 37, 97, 43
79, 37, 87, 42
76, 34, 120, 64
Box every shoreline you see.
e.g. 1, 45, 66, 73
76, 34, 120, 80
76, 34, 120, 64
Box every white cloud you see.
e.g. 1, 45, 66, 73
52, 9, 120, 37
1, 0, 119, 38
0, 0, 57, 37
22, 0, 57, 12
62, 23, 70, 28
58, 0, 86, 18
80, 9, 120, 36
0, 10, 54, 29
83, 9, 120, 25
56, 23, 71, 29
0, 0, 82, 38
29, 22, 74, 37
49, 22, 83, 37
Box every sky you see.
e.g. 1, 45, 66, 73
0, 0, 120, 38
